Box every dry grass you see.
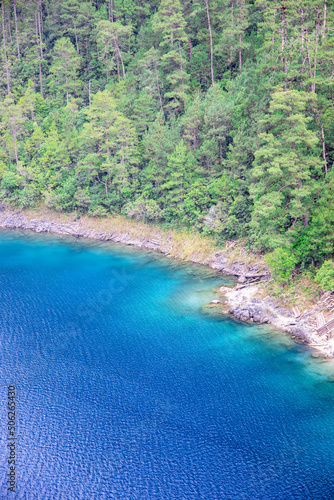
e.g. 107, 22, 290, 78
20, 206, 271, 270
21, 206, 220, 263
18, 206, 323, 311
258, 273, 322, 312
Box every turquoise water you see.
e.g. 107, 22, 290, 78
0, 231, 334, 499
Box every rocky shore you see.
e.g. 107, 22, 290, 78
0, 207, 333, 359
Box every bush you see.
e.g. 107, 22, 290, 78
315, 260, 334, 291
124, 197, 162, 222
1, 171, 24, 191
266, 247, 297, 283
88, 204, 108, 217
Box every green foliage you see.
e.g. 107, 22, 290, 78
266, 248, 297, 284
124, 196, 162, 221
315, 261, 334, 292
0, 0, 333, 282
48, 38, 82, 104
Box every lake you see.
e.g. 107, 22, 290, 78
0, 231, 333, 499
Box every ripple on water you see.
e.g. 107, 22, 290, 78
0, 231, 333, 499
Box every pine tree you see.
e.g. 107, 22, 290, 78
250, 89, 323, 249
96, 20, 132, 81
137, 47, 165, 120
0, 94, 26, 169
216, 0, 250, 75
110, 114, 138, 196
152, 0, 190, 110
82, 89, 119, 194
49, 37, 81, 104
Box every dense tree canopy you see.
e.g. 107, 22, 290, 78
0, 0, 334, 271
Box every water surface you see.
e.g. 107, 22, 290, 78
0, 231, 333, 499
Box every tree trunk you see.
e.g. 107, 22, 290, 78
115, 47, 120, 81
105, 130, 110, 163
86, 34, 89, 68
204, 0, 214, 85
89, 80, 91, 109
290, 118, 295, 150
121, 142, 125, 188
13, 128, 18, 169
178, 40, 184, 86
35, 13, 43, 97
321, 123, 327, 175
38, 9, 43, 59
109, 0, 114, 22
117, 44, 125, 78
305, 39, 313, 92
281, 5, 287, 78
38, 0, 43, 35
322, 0, 327, 38
312, 9, 320, 93
2, 2, 10, 95
155, 67, 165, 121
238, 0, 242, 71
188, 39, 192, 59
74, 25, 79, 54
13, 0, 20, 61
7, 6, 11, 41
120, 50, 126, 78
302, 214, 308, 227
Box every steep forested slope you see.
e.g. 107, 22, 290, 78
1, 0, 334, 279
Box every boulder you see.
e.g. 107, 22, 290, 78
238, 276, 247, 283
285, 326, 311, 342
229, 304, 271, 324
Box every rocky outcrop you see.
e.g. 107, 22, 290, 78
228, 303, 272, 324
211, 252, 269, 281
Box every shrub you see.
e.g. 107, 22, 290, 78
266, 247, 297, 283
315, 260, 334, 291
124, 197, 162, 222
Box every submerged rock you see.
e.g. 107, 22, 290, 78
285, 326, 311, 343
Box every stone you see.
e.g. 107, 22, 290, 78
210, 300, 220, 304
286, 326, 310, 342
238, 276, 247, 283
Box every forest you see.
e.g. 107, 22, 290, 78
0, 0, 334, 281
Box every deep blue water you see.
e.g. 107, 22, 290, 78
0, 232, 334, 499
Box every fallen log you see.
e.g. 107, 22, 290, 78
243, 273, 269, 279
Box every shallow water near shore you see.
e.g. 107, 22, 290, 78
0, 231, 334, 499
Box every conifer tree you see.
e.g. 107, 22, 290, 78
152, 0, 190, 110
0, 94, 26, 169
250, 89, 322, 248
49, 37, 81, 104
96, 20, 132, 81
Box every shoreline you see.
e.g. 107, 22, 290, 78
0, 207, 332, 359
